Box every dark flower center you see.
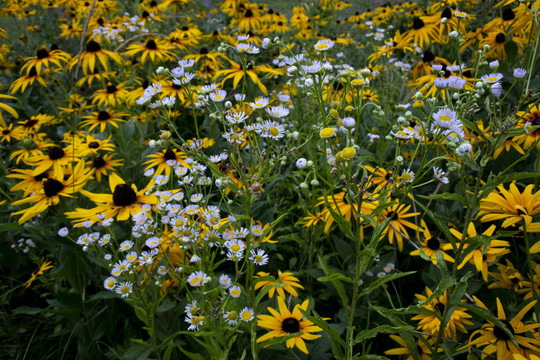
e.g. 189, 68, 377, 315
23, 119, 38, 128
182, 26, 189, 31
142, 10, 149, 18
164, 149, 176, 160
106, 84, 117, 93
150, 0, 157, 6
493, 319, 514, 341
426, 237, 441, 250
86, 40, 101, 52
434, 302, 445, 314
51, 44, 59, 51
278, 21, 283, 26
28, 66, 38, 77
417, 344, 424, 354
502, 8, 515, 21
44, 178, 64, 197
270, 271, 279, 277
212, 30, 219, 36
462, 70, 472, 78
412, 17, 425, 29
48, 146, 65, 160
281, 317, 300, 333
98, 111, 111, 121
88, 141, 100, 149
244, 9, 253, 18
97, 17, 104, 26
510, 277, 519, 284
172, 83, 182, 90
93, 156, 106, 168
441, 8, 452, 19
34, 171, 49, 181
146, 39, 157, 50
199, 47, 208, 54
423, 50, 435, 62
112, 184, 137, 206
531, 116, 540, 126
36, 48, 49, 59
2, 129, 10, 135
142, 79, 149, 89
495, 33, 506, 44
268, 8, 274, 14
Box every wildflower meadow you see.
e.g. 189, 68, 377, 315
2, 0, 540, 359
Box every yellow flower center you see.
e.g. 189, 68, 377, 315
241, 311, 252, 320
320, 127, 335, 138
228, 312, 238, 320
231, 244, 241, 252
269, 127, 280, 136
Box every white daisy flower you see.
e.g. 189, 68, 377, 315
210, 89, 227, 102
249, 249, 269, 265
265, 105, 289, 118
314, 39, 335, 51
433, 166, 449, 184
219, 274, 232, 289
185, 314, 204, 331
239, 307, 254, 322
116, 281, 133, 298
104, 276, 116, 290
223, 311, 238, 326
229, 285, 241, 298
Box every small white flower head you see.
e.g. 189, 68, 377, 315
377, 272, 386, 279
178, 59, 195, 69
305, 78, 314, 87
454, 9, 467, 18
433, 166, 449, 184
482, 72, 503, 84
432, 108, 458, 129
185, 314, 204, 331
116, 281, 133, 298
239, 307, 254, 322
104, 254, 112, 261
249, 249, 269, 265
234, 93, 246, 101
157, 265, 168, 275
257, 120, 286, 139
491, 82, 503, 97
185, 300, 199, 316
224, 311, 238, 325
190, 193, 204, 203
524, 121, 533, 134
225, 110, 249, 125
104, 276, 116, 290
343, 117, 356, 128
447, 76, 466, 91
190, 254, 202, 263
287, 65, 298, 74
153, 174, 169, 185
220, 274, 232, 289
456, 142, 472, 157
119, 240, 134, 251
145, 236, 161, 249
434, 77, 449, 89
250, 97, 269, 109
401, 169, 415, 183
125, 251, 138, 262
432, 64, 443, 71
58, 227, 68, 237
489, 60, 499, 71
186, 271, 210, 287
210, 89, 227, 102
449, 30, 459, 38
314, 39, 335, 51
513, 68, 527, 79
262, 38, 271, 49
229, 285, 241, 298
171, 66, 184, 78
296, 158, 307, 169
265, 105, 290, 118
224, 239, 245, 254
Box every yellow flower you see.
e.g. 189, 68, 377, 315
25, 260, 54, 288
254, 270, 304, 298
257, 296, 322, 354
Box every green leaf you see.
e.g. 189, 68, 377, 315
13, 306, 44, 315
178, 346, 205, 360
504, 40, 518, 62
353, 325, 414, 344
0, 223, 24, 232
162, 340, 174, 360
318, 272, 355, 284
321, 193, 357, 240
355, 355, 391, 360
318, 255, 349, 309
416, 193, 467, 205
359, 271, 415, 297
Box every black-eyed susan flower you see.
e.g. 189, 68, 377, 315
410, 220, 455, 264
257, 296, 322, 354
21, 47, 71, 75
91, 82, 129, 107
27, 145, 78, 178
80, 109, 129, 133
124, 38, 175, 63
213, 59, 270, 95
9, 66, 48, 94
450, 223, 510, 281
0, 122, 24, 142
317, 190, 378, 234
7, 168, 51, 197
411, 287, 473, 340
67, 39, 122, 75
9, 136, 55, 165
462, 297, 540, 359
488, 259, 525, 291
67, 173, 157, 222
254, 270, 304, 298
380, 203, 420, 252
143, 148, 190, 177
74, 134, 115, 157
11, 161, 91, 224
513, 104, 540, 151
478, 183, 540, 228
517, 263, 540, 300
86, 154, 124, 182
